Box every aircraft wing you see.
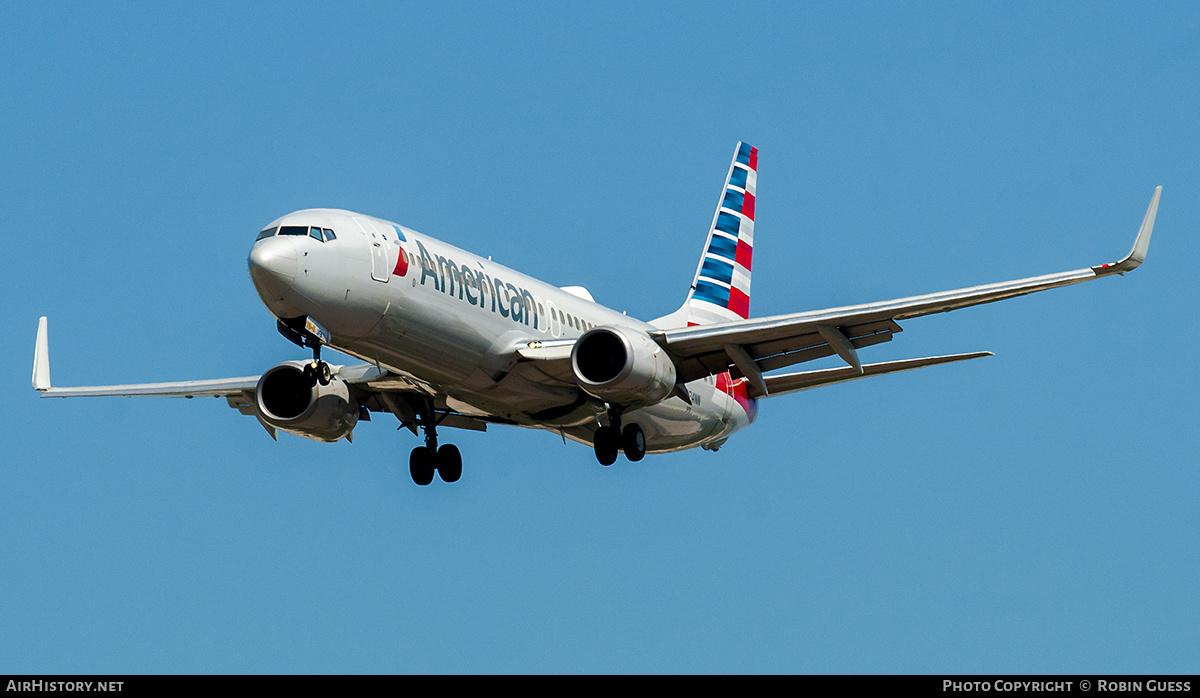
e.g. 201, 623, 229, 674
31, 316, 495, 437
38, 377, 260, 399
653, 187, 1161, 395
31, 318, 258, 398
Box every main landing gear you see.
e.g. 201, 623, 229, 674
593, 407, 645, 466
408, 398, 462, 485
409, 444, 462, 486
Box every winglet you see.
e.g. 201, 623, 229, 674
32, 316, 50, 391
1093, 186, 1161, 276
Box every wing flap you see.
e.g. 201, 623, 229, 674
675, 319, 901, 383
756, 329, 894, 374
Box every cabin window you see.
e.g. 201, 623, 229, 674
309, 227, 324, 242
323, 228, 337, 241
278, 226, 308, 236
256, 227, 278, 241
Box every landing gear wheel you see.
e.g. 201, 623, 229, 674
437, 444, 462, 483
622, 423, 646, 462
409, 446, 435, 486
593, 426, 619, 466
317, 361, 332, 386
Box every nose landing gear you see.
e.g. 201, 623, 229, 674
302, 358, 332, 386
278, 316, 333, 386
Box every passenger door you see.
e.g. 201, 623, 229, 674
353, 217, 390, 282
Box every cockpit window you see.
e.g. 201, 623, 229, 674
259, 224, 337, 242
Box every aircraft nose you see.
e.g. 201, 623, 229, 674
248, 237, 298, 303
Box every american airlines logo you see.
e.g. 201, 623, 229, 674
413, 240, 542, 329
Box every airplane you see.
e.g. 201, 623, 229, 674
32, 143, 1161, 486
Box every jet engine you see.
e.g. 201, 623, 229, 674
570, 327, 677, 407
255, 361, 359, 442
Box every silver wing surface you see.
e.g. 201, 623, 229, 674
31, 317, 495, 437
649, 187, 1160, 396
32, 317, 261, 399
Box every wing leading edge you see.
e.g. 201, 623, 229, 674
33, 316, 260, 399
31, 317, 494, 441
654, 187, 1161, 391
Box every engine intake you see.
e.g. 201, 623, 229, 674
255, 362, 358, 442
571, 327, 677, 407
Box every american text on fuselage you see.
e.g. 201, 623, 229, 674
247, 208, 749, 484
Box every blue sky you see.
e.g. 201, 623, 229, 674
1, 2, 1197, 673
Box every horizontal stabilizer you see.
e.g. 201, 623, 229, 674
763, 351, 993, 397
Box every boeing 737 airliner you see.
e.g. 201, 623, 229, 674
32, 143, 1161, 485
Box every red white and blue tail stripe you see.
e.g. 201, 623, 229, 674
684, 142, 757, 325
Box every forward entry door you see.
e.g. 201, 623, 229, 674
354, 217, 390, 282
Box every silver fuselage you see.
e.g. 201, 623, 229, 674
248, 209, 755, 452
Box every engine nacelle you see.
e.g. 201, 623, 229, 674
571, 326, 677, 407
255, 361, 359, 442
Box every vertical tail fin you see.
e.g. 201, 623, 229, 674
656, 142, 757, 328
